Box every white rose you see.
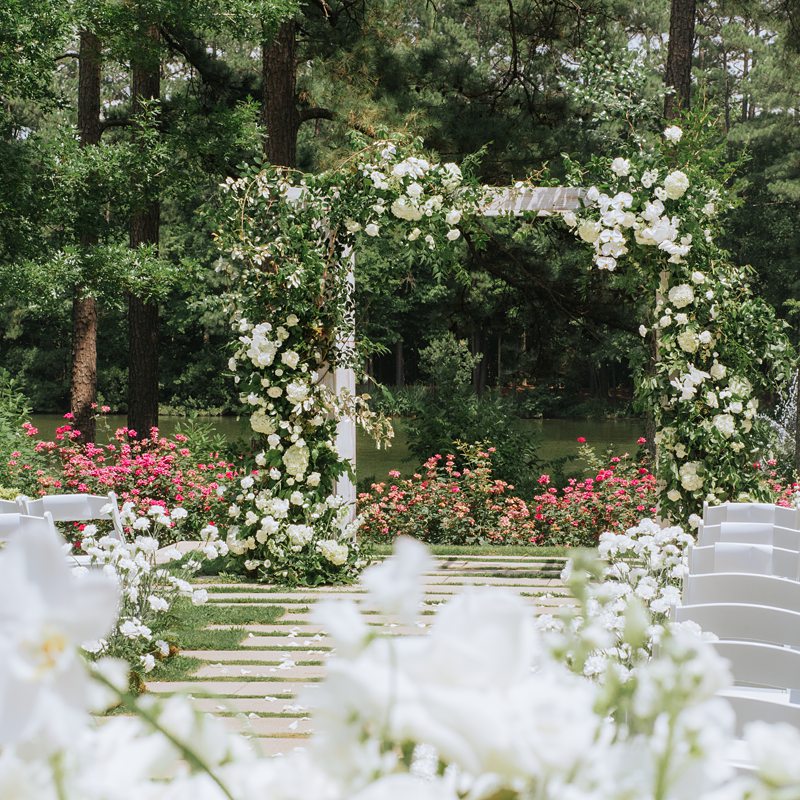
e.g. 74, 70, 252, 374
663, 125, 683, 143
729, 401, 743, 414
290, 491, 304, 505
344, 219, 362, 233
691, 271, 706, 284
705, 392, 719, 408
407, 227, 421, 241
307, 471, 321, 487
713, 414, 736, 438
677, 330, 699, 353
266, 386, 282, 398
710, 362, 727, 380
406, 181, 423, 198
663, 170, 689, 200
667, 284, 694, 308
281, 350, 300, 369
445, 208, 462, 226
282, 443, 310, 477
698, 330, 713, 345
577, 220, 601, 244
611, 157, 631, 177
286, 381, 309, 404
639, 325, 647, 337
667, 489, 682, 502
446, 228, 461, 241
364, 222, 380, 237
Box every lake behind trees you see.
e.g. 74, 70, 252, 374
30, 415, 644, 480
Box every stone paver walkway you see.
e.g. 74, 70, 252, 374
147, 554, 570, 756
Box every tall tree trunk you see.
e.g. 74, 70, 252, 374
128, 26, 160, 437
261, 20, 299, 166
394, 339, 405, 388
72, 31, 102, 443
664, 0, 696, 119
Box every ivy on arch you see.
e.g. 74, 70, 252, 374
213, 119, 794, 585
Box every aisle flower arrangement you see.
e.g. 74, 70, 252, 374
6, 420, 232, 542
3, 529, 798, 800
76, 503, 217, 689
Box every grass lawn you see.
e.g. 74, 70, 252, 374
151, 599, 287, 682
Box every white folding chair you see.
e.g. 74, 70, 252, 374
23, 491, 126, 541
703, 501, 800, 528
720, 692, 800, 736
0, 498, 26, 514
698, 522, 800, 550
684, 572, 800, 612
688, 543, 799, 579
676, 603, 800, 648
0, 512, 58, 542
713, 640, 800, 692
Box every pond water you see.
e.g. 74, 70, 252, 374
30, 414, 644, 480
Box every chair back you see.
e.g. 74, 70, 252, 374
703, 502, 800, 529
684, 572, 800, 613
0, 498, 25, 514
0, 512, 58, 541
676, 603, 800, 648
22, 492, 125, 541
713, 640, 800, 691
721, 692, 800, 736
688, 543, 799, 579
698, 522, 800, 550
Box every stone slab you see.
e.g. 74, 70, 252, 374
222, 715, 314, 736
182, 649, 331, 662
195, 663, 326, 680
146, 680, 322, 696
191, 697, 312, 714
252, 738, 311, 757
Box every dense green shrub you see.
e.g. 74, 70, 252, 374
404, 334, 542, 493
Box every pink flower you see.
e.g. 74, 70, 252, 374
576, 436, 586, 443
637, 437, 647, 445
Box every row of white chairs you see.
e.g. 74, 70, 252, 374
0, 491, 126, 542
680, 502, 800, 738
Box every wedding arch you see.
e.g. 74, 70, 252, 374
213, 122, 793, 584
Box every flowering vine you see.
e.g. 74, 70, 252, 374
559, 116, 795, 521
213, 138, 483, 583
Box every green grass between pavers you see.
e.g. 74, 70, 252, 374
148, 600, 288, 684
371, 544, 576, 557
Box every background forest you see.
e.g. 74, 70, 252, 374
2, 0, 799, 438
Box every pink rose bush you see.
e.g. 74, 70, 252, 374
358, 443, 539, 545
531, 443, 658, 546
358, 440, 658, 547
7, 421, 235, 543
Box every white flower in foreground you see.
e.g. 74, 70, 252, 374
663, 170, 690, 199
283, 442, 310, 477
361, 537, 434, 623
365, 223, 380, 237
446, 228, 460, 241
663, 125, 683, 143
0, 525, 119, 748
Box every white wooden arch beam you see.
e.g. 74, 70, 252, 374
334, 186, 586, 516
